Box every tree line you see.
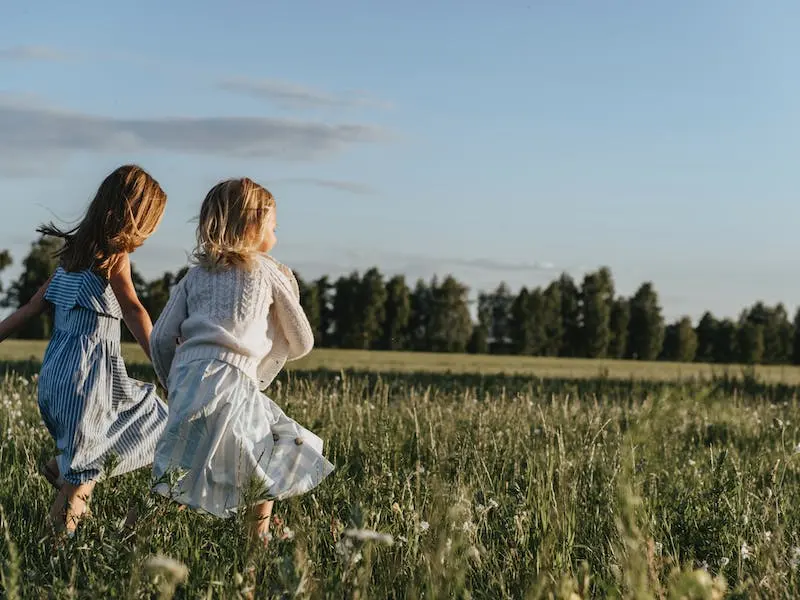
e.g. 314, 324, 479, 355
2, 237, 799, 365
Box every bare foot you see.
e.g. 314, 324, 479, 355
51, 481, 95, 535
248, 500, 274, 547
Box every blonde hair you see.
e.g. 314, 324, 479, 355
193, 177, 276, 270
38, 165, 167, 279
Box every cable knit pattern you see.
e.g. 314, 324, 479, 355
150, 254, 313, 391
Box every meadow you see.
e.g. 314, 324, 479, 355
3, 347, 800, 597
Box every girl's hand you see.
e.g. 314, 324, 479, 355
0, 275, 53, 343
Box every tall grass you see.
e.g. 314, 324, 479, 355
1, 365, 799, 598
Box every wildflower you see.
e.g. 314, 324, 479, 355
391, 502, 401, 514
654, 542, 663, 556
791, 547, 800, 569
764, 531, 773, 543
719, 557, 730, 567
462, 520, 477, 535
741, 543, 752, 561
281, 526, 295, 541
418, 521, 430, 533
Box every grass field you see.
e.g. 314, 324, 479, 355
3, 352, 800, 597
4, 339, 800, 383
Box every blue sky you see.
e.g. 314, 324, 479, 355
2, 0, 800, 321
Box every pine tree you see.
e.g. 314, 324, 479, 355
580, 270, 612, 358
557, 274, 581, 357
331, 272, 361, 348
408, 279, 433, 352
661, 317, 697, 362
541, 281, 563, 356
380, 275, 411, 350
427, 276, 472, 353
488, 283, 513, 354
626, 282, 665, 361
510, 287, 534, 355
608, 298, 630, 359
296, 272, 323, 345
695, 312, 718, 363
357, 268, 387, 350
468, 292, 491, 354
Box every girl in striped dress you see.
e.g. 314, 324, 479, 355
150, 178, 334, 545
0, 165, 169, 535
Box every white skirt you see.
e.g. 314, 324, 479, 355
151, 359, 334, 518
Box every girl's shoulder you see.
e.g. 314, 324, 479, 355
45, 265, 122, 318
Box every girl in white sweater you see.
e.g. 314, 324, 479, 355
149, 177, 334, 544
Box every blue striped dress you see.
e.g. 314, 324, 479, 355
38, 266, 169, 485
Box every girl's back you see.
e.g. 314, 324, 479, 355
0, 164, 170, 535
39, 264, 167, 484
173, 258, 274, 370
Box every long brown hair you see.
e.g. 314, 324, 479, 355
38, 165, 167, 279
192, 177, 276, 270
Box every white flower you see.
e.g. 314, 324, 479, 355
764, 531, 773, 543
741, 543, 752, 561
418, 521, 430, 533
688, 459, 696, 466
791, 547, 800, 569
719, 557, 730, 567
281, 526, 295, 541
654, 542, 663, 556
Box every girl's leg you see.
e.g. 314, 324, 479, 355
248, 500, 274, 546
40, 457, 64, 490
50, 481, 95, 534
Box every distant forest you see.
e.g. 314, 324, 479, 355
2, 237, 798, 365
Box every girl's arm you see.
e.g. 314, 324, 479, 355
0, 276, 53, 343
150, 273, 188, 389
109, 253, 154, 361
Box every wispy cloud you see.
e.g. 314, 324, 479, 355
271, 177, 376, 195
217, 77, 391, 111
0, 94, 389, 176
0, 45, 69, 62
438, 257, 557, 273
281, 248, 559, 279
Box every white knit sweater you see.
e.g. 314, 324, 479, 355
150, 254, 313, 391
